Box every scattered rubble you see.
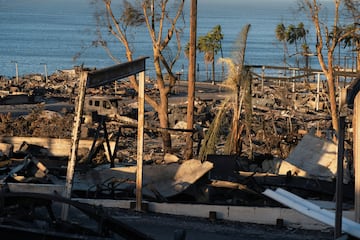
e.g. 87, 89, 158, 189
0, 69, 356, 239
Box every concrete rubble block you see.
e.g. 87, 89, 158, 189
171, 121, 188, 139
0, 142, 13, 158
173, 121, 187, 130
163, 153, 180, 164
7, 156, 49, 182
278, 134, 338, 181
18, 141, 51, 157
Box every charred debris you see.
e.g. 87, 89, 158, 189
0, 68, 355, 202
0, 65, 357, 238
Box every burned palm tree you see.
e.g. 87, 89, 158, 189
222, 24, 252, 158
199, 98, 230, 162
199, 24, 252, 161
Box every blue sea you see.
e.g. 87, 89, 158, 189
0, 0, 341, 80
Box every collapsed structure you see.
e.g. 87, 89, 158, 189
0, 59, 359, 239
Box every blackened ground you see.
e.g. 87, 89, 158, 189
103, 208, 333, 240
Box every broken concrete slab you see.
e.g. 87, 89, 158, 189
278, 134, 339, 181
76, 198, 352, 231
0, 142, 13, 158
75, 159, 213, 199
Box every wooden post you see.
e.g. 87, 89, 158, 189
316, 72, 320, 111
185, 0, 197, 160
59, 58, 148, 217
354, 93, 360, 222
136, 71, 145, 211
61, 71, 87, 220
292, 69, 296, 93
41, 63, 48, 83
11, 61, 19, 84
15, 62, 19, 85
335, 116, 345, 238
261, 66, 265, 95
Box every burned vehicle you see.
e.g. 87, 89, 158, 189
84, 95, 122, 118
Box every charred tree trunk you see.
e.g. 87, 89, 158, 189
212, 50, 216, 84
153, 51, 172, 153
305, 0, 340, 136
243, 68, 253, 160
185, 0, 197, 160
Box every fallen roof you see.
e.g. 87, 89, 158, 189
74, 159, 213, 199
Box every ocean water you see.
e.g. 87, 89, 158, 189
0, 0, 337, 79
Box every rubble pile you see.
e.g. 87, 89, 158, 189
0, 66, 357, 240
0, 71, 350, 165
0, 70, 355, 202
0, 107, 73, 138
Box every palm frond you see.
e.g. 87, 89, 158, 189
217, 57, 238, 91
199, 98, 230, 162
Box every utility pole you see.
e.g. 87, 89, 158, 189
11, 61, 19, 84
41, 63, 48, 83
185, 0, 197, 160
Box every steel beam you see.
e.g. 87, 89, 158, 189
87, 57, 148, 88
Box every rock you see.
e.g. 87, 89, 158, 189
163, 153, 180, 164
173, 121, 187, 129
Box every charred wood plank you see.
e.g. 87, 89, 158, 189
237, 172, 354, 200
